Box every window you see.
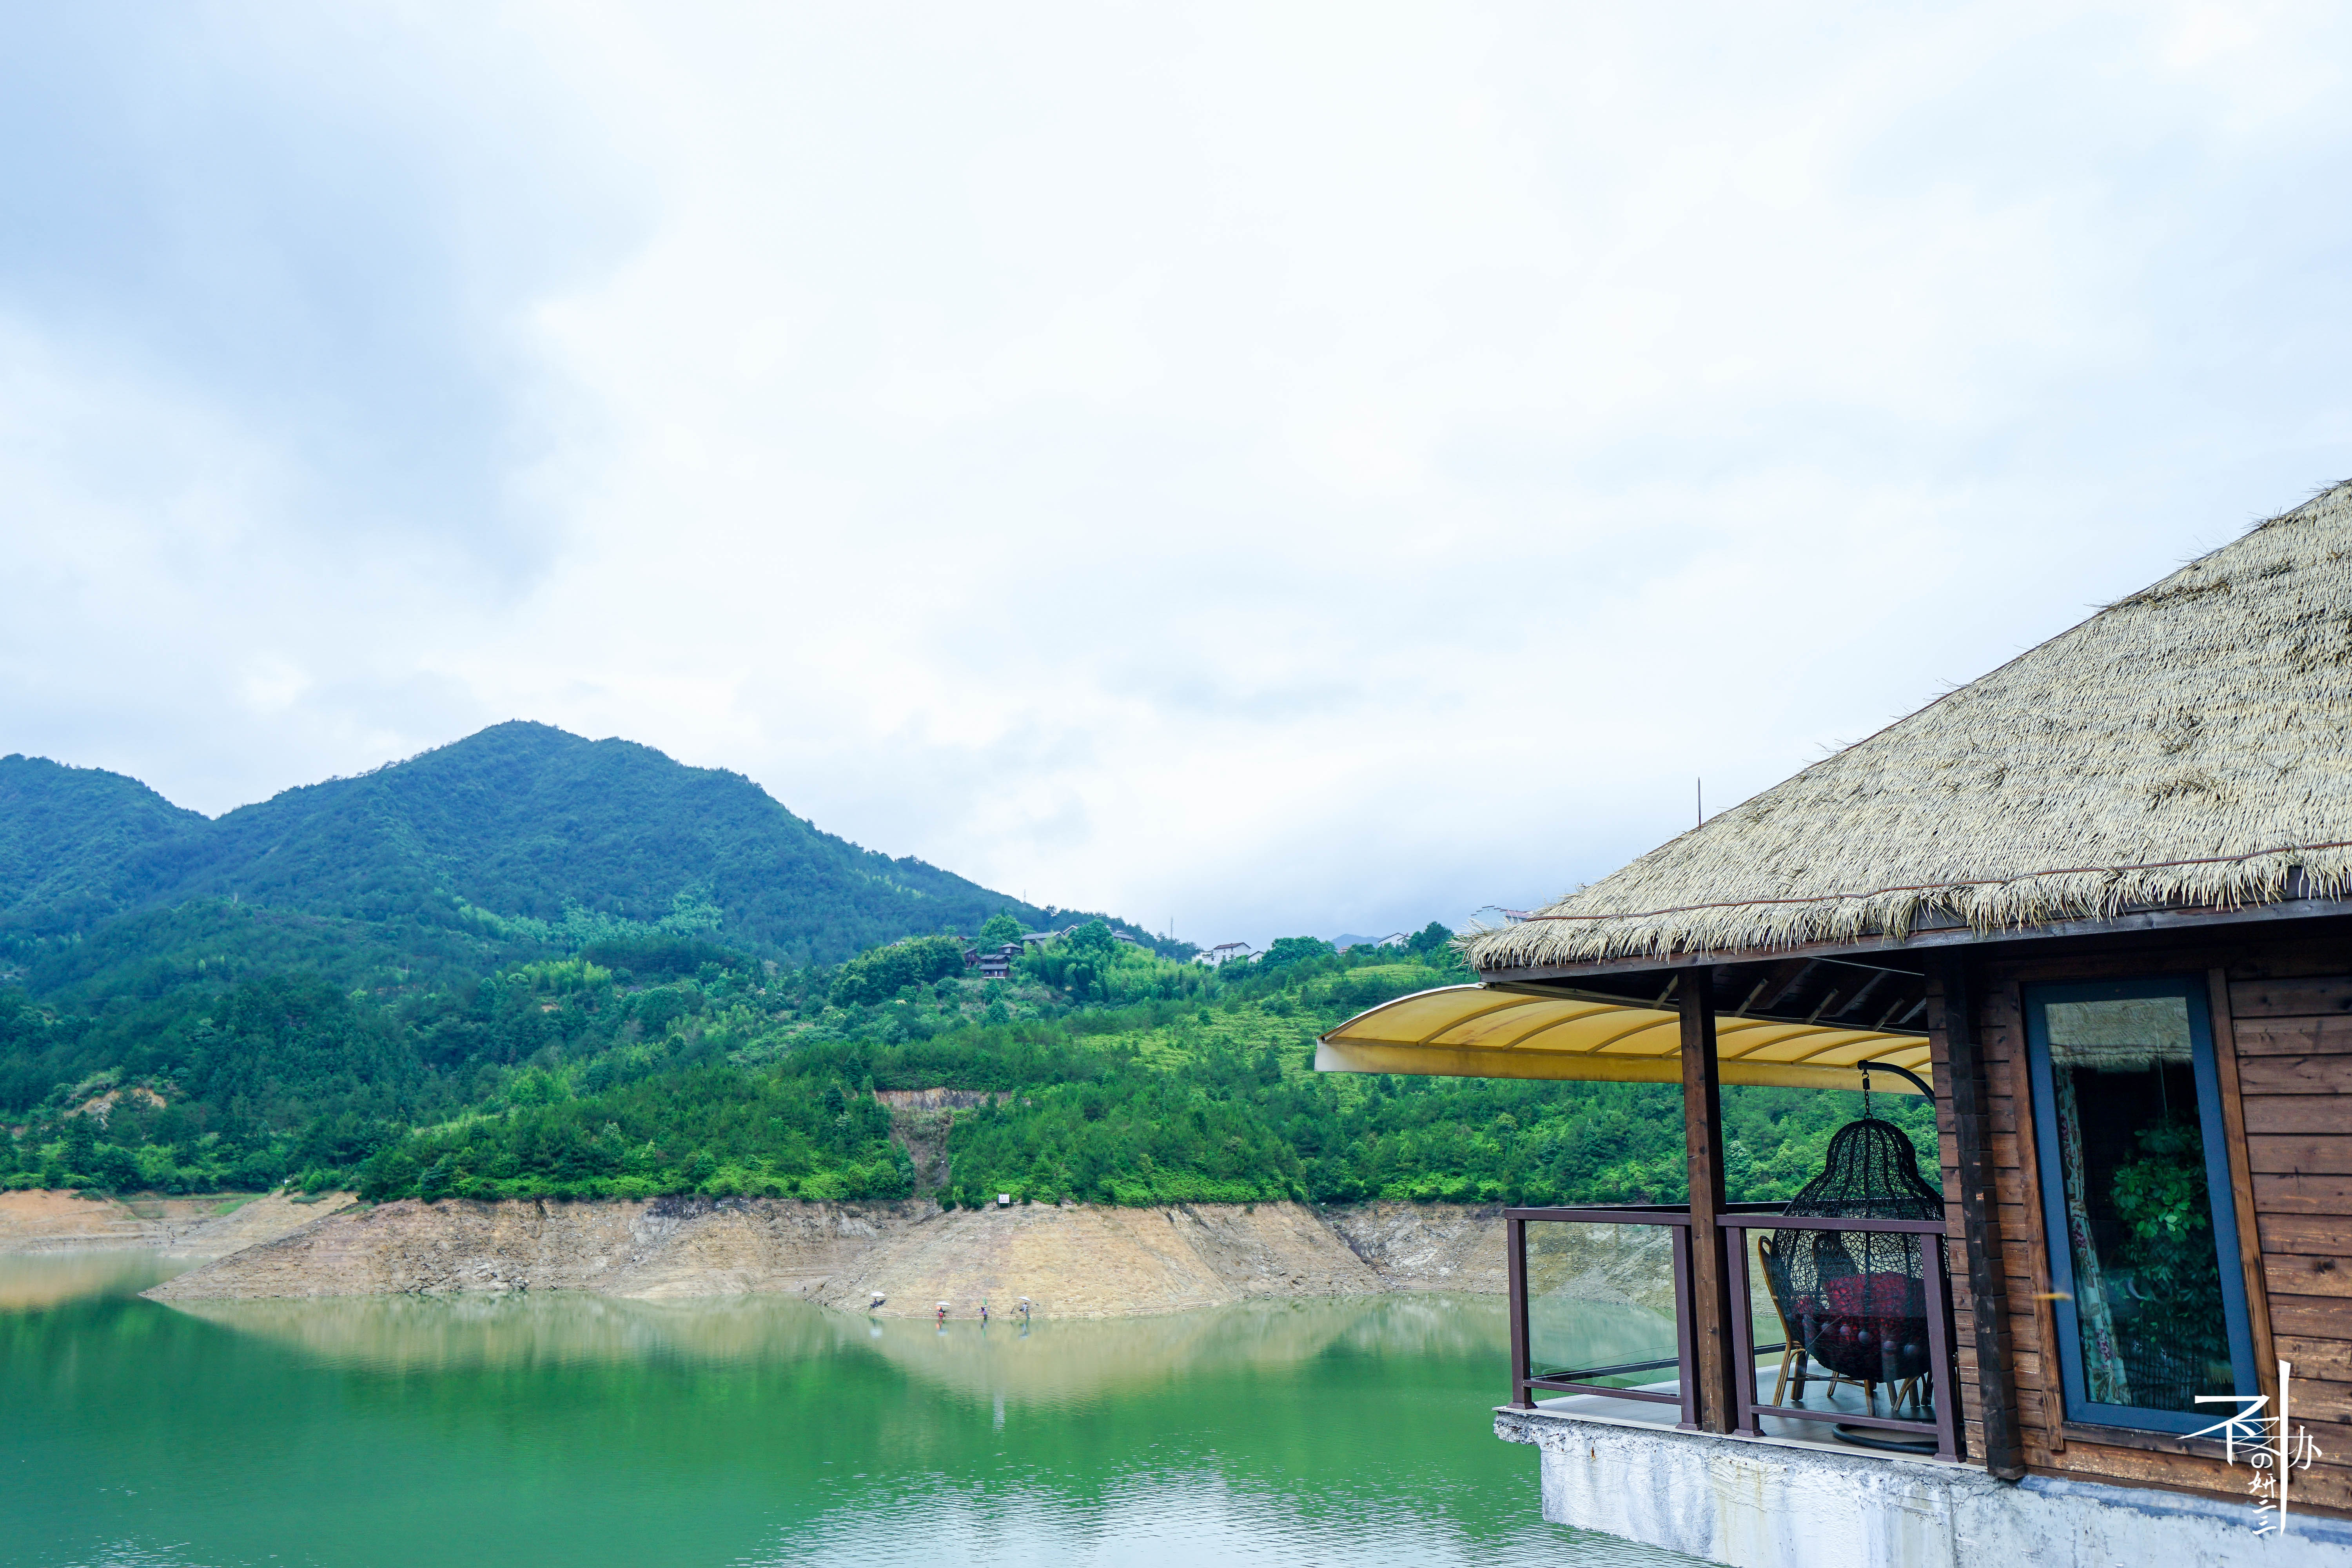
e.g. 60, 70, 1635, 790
2023, 977, 2258, 1434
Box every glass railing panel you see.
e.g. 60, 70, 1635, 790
1523, 1221, 1682, 1390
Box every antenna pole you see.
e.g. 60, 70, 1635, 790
1697, 778, 1703, 827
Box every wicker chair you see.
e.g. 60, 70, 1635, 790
1758, 1232, 1867, 1409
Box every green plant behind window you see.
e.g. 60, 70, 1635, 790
2110, 1119, 2224, 1357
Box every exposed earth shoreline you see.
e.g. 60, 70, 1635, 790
0, 1189, 1674, 1318
138, 1195, 1517, 1316
0, 1189, 356, 1261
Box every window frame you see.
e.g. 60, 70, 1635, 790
2022, 974, 2259, 1435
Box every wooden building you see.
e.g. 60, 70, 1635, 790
1318, 482, 2352, 1564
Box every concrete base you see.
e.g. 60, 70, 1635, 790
1497, 1406, 2352, 1568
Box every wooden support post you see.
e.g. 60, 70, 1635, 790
1681, 973, 1739, 1434
1937, 956, 2016, 1477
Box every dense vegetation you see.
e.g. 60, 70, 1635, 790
1, 921, 1935, 1208
0, 729, 1936, 1208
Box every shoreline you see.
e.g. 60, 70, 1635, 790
6, 1189, 1678, 1320
133, 1194, 1541, 1316
0, 1189, 358, 1261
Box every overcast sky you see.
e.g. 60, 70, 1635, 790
4, 3, 2348, 948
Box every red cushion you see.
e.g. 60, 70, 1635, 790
1823, 1272, 1914, 1316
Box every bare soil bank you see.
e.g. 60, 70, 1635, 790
0, 1189, 356, 1259
140, 1196, 1557, 1316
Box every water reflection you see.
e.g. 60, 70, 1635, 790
0, 1252, 189, 1312
2, 1255, 1701, 1568
165, 1292, 840, 1374
166, 1290, 1681, 1412
848, 1294, 1511, 1406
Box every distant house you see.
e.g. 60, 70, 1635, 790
976, 943, 1019, 981
1111, 929, 1139, 946
1193, 941, 1255, 967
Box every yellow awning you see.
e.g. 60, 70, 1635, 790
1314, 984, 1933, 1094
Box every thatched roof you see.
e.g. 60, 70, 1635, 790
1470, 479, 2352, 971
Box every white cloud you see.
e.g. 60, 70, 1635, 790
3, 0, 2350, 948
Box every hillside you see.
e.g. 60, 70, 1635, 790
0, 757, 206, 933
0, 732, 1934, 1221
2, 926, 1934, 1215
0, 723, 1096, 964
0, 724, 1181, 1114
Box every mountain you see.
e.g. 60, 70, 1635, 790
0, 722, 1134, 974
0, 735, 1915, 1221
0, 757, 206, 933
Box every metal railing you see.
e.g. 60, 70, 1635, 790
1503, 1203, 1781, 1429
1720, 1211, 1961, 1460
1505, 1204, 1962, 1461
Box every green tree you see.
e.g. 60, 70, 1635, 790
1066, 921, 1117, 957
830, 936, 969, 1007
1405, 922, 1454, 955
417, 1154, 456, 1202
359, 1145, 421, 1201
1261, 936, 1334, 967
62, 1115, 96, 1177
979, 912, 1025, 947
91, 1143, 141, 1192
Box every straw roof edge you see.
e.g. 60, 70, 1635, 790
1466, 479, 2352, 972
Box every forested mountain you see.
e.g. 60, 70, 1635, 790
0, 723, 1098, 964
0, 727, 1930, 1214
0, 757, 206, 933
0, 723, 1169, 1114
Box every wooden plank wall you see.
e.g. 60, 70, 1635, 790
2231, 949, 2352, 1513
1931, 936, 2352, 1513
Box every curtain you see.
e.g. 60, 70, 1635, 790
2054, 1069, 2130, 1404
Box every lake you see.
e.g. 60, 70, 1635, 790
2, 1254, 1695, 1567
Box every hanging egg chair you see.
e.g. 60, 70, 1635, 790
1759, 1115, 1941, 1399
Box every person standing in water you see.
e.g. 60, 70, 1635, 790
936, 1301, 948, 1325
979, 1300, 989, 1324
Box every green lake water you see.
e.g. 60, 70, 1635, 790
1, 1254, 1696, 1568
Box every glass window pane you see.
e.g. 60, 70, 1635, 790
2040, 994, 2232, 1414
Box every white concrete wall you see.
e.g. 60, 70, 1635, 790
1497, 1408, 2352, 1568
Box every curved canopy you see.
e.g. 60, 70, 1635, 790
1314, 985, 1933, 1094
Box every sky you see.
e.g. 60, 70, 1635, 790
3, 2, 2349, 950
